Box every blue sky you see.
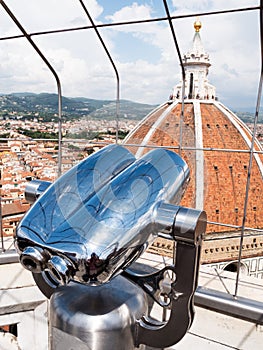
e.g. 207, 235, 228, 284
0, 0, 260, 110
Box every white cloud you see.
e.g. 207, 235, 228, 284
0, 0, 103, 32
106, 2, 152, 22
0, 0, 261, 108
171, 0, 258, 12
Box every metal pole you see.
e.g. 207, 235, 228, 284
0, 188, 4, 252
0, 6, 259, 43
234, 1, 263, 297
0, 0, 63, 177
163, 0, 186, 157
195, 286, 263, 325
78, 0, 120, 143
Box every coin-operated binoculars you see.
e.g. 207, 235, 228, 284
15, 144, 206, 350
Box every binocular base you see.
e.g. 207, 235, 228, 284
49, 275, 148, 350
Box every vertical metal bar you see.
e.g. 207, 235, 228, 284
161, 3, 186, 340
78, 0, 120, 143
162, 0, 186, 269
163, 0, 186, 157
0, 192, 4, 252
0, 0, 63, 177
234, 1, 263, 296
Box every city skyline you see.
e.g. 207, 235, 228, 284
0, 0, 260, 110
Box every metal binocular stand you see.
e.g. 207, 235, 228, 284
15, 145, 207, 350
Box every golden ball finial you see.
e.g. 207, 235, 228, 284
194, 18, 202, 32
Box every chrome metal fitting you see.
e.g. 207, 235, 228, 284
20, 246, 47, 273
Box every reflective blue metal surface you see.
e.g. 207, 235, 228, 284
16, 144, 189, 286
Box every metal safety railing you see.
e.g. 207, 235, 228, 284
0, 0, 263, 326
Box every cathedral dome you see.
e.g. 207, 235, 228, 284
123, 21, 263, 264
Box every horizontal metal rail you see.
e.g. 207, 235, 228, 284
0, 253, 262, 325
0, 6, 259, 42
195, 286, 263, 325
2, 137, 263, 154
0, 250, 19, 264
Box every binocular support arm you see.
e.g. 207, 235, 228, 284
124, 204, 206, 348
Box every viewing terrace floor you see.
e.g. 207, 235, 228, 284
0, 247, 262, 350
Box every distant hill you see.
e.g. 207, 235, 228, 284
0, 92, 261, 123
0, 93, 157, 121
232, 109, 263, 124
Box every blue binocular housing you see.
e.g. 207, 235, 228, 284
16, 144, 190, 286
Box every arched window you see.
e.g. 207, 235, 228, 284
224, 261, 248, 275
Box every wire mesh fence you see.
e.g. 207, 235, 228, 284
0, 0, 263, 304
